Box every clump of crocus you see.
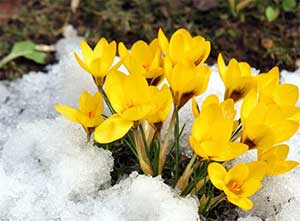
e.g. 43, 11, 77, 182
94, 70, 172, 175
159, 28, 211, 109
55, 29, 300, 216
94, 70, 172, 143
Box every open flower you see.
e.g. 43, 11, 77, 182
166, 61, 211, 109
118, 39, 164, 86
158, 28, 210, 66
257, 66, 300, 121
190, 95, 248, 161
258, 144, 299, 176
94, 70, 172, 144
241, 90, 299, 150
74, 38, 117, 87
208, 161, 266, 210
217, 53, 257, 102
55, 91, 103, 135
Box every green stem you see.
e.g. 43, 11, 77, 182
152, 136, 161, 176
176, 154, 197, 191
123, 135, 138, 159
0, 54, 19, 69
133, 128, 153, 175
174, 111, 180, 183
158, 108, 177, 174
139, 124, 149, 155
209, 193, 226, 211
99, 87, 115, 114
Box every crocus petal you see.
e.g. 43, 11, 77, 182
80, 40, 93, 64
238, 62, 251, 77
79, 91, 93, 113
158, 28, 169, 55
273, 84, 299, 106
94, 114, 133, 144
54, 104, 79, 123
272, 120, 299, 143
105, 70, 128, 113
191, 97, 200, 118
247, 161, 267, 181
240, 178, 262, 197
267, 161, 299, 176
74, 52, 91, 74
241, 90, 258, 121
94, 38, 108, 59
227, 195, 253, 211
217, 53, 227, 82
257, 66, 279, 94
121, 104, 153, 122
100, 41, 116, 74
208, 163, 227, 190
118, 42, 129, 59
226, 163, 249, 184
189, 136, 208, 159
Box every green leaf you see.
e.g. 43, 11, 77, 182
24, 51, 47, 64
282, 0, 296, 11
0, 41, 47, 68
265, 6, 280, 22
11, 41, 36, 55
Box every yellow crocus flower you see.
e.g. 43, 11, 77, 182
217, 53, 257, 102
146, 85, 172, 129
190, 95, 248, 161
192, 95, 236, 120
158, 28, 210, 66
241, 90, 299, 149
208, 161, 266, 210
55, 91, 103, 135
94, 70, 171, 144
166, 60, 211, 109
258, 144, 299, 176
257, 66, 300, 121
74, 38, 117, 87
118, 39, 164, 86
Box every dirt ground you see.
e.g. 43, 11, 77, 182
0, 0, 299, 80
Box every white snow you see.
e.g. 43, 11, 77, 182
0, 26, 300, 220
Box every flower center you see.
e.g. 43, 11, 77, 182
142, 64, 149, 71
228, 181, 242, 194
87, 111, 94, 118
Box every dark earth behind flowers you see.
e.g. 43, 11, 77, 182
0, 0, 299, 80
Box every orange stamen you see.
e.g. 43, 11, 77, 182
87, 111, 94, 118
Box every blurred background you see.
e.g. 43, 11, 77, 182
0, 0, 299, 80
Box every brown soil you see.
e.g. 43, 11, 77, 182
0, 0, 299, 80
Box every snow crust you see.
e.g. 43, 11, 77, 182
0, 28, 299, 220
